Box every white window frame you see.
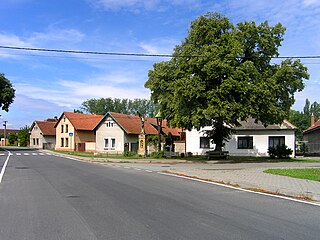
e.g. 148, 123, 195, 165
104, 138, 116, 150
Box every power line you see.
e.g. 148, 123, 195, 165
1, 45, 320, 60
0, 45, 173, 58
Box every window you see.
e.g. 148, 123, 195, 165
104, 139, 109, 149
111, 138, 116, 149
33, 138, 36, 145
61, 138, 64, 147
106, 121, 114, 127
65, 138, 69, 147
269, 136, 285, 149
104, 138, 116, 149
66, 124, 68, 133
61, 125, 64, 133
238, 137, 253, 149
36, 138, 39, 146
200, 137, 210, 149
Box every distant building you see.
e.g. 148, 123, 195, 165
303, 115, 320, 155
94, 112, 185, 154
30, 118, 58, 149
55, 112, 103, 152
0, 128, 20, 146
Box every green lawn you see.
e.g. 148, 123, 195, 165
264, 168, 320, 181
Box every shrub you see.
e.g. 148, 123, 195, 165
268, 145, 293, 159
123, 151, 137, 157
149, 151, 164, 158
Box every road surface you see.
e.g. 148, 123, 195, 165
0, 147, 319, 240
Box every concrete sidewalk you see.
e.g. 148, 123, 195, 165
102, 161, 320, 202
43, 150, 320, 202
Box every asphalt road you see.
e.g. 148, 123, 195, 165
0, 148, 319, 240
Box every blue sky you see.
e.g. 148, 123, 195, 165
0, 0, 320, 129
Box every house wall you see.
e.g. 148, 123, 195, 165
55, 116, 75, 151
95, 117, 125, 154
186, 127, 216, 155
225, 130, 295, 157
304, 130, 320, 153
85, 142, 96, 152
75, 130, 96, 143
30, 123, 43, 148
186, 128, 296, 157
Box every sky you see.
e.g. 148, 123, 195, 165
0, 0, 320, 129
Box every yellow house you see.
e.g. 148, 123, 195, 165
55, 112, 103, 152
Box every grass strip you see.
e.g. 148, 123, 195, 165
264, 168, 320, 181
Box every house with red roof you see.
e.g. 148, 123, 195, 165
55, 112, 103, 152
303, 115, 320, 154
94, 112, 185, 154
30, 118, 58, 149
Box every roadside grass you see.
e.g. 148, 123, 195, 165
52, 150, 141, 159
264, 168, 320, 181
52, 150, 320, 163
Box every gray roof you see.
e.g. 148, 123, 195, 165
234, 118, 296, 130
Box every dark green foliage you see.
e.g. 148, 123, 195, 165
149, 151, 164, 158
78, 98, 159, 117
268, 145, 293, 159
287, 98, 320, 140
122, 151, 137, 157
18, 125, 30, 147
0, 73, 15, 112
145, 12, 309, 151
8, 134, 18, 145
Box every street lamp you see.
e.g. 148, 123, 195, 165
3, 120, 7, 146
155, 111, 162, 152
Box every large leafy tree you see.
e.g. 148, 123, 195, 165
78, 98, 159, 117
145, 12, 309, 151
0, 73, 15, 112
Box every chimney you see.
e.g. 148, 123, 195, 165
311, 114, 315, 126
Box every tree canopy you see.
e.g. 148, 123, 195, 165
78, 98, 159, 117
288, 99, 320, 140
18, 125, 30, 147
0, 73, 15, 112
145, 12, 309, 151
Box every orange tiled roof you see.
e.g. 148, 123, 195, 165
35, 120, 57, 136
108, 112, 182, 136
59, 112, 103, 131
304, 119, 320, 133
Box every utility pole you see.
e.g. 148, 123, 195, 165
3, 121, 7, 146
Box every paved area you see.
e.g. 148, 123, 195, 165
27, 149, 320, 202
105, 161, 320, 201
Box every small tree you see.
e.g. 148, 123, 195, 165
18, 125, 30, 147
8, 134, 18, 145
0, 73, 15, 111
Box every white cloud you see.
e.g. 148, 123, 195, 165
28, 28, 85, 47
139, 38, 179, 55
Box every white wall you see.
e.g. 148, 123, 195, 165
186, 127, 215, 155
95, 117, 125, 153
186, 128, 296, 157
225, 130, 295, 157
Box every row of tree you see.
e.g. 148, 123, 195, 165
76, 98, 159, 117
288, 99, 320, 140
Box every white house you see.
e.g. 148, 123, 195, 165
186, 118, 296, 157
94, 112, 184, 154
30, 118, 58, 149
